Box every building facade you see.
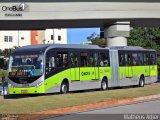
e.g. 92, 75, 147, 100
0, 29, 67, 50
0, 30, 31, 50
44, 29, 67, 44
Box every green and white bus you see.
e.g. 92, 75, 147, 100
7, 44, 157, 94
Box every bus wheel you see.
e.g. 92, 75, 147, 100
139, 77, 144, 87
60, 81, 69, 94
101, 79, 108, 90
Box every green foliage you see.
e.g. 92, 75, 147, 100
0, 70, 7, 79
87, 32, 106, 47
2, 49, 11, 57
0, 46, 19, 57
128, 27, 160, 66
128, 27, 160, 48
0, 46, 19, 71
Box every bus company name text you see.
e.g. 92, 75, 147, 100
81, 72, 90, 76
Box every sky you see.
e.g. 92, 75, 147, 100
67, 28, 100, 44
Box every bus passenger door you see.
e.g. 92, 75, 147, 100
79, 51, 99, 90
80, 52, 91, 81
69, 52, 79, 81
149, 52, 157, 81
125, 54, 133, 78
144, 54, 150, 77
89, 52, 99, 80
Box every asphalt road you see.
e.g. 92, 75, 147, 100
41, 99, 160, 120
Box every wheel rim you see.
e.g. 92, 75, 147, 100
62, 84, 67, 93
102, 81, 107, 90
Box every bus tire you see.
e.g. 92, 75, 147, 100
139, 76, 145, 87
101, 78, 108, 90
60, 81, 69, 94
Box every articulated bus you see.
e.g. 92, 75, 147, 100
7, 44, 157, 94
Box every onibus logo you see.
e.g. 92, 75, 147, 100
2, 3, 28, 12
81, 72, 90, 76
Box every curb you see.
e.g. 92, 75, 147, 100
18, 94, 160, 120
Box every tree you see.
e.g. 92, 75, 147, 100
128, 27, 160, 49
2, 49, 11, 57
128, 27, 160, 66
87, 32, 106, 47
0, 46, 19, 58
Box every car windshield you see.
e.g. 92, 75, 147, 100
8, 53, 44, 77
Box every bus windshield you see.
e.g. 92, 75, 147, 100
8, 53, 43, 77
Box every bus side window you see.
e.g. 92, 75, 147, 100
70, 53, 74, 67
149, 53, 156, 65
128, 55, 132, 66
88, 53, 98, 67
63, 54, 68, 67
138, 53, 143, 65
144, 54, 150, 65
89, 53, 94, 67
80, 52, 88, 67
45, 51, 55, 74
132, 53, 138, 66
94, 53, 98, 67
56, 54, 61, 67
49, 57, 55, 70
57, 52, 68, 68
99, 52, 109, 67
144, 54, 147, 65
132, 53, 143, 66
124, 54, 132, 66
119, 53, 124, 66
69, 52, 78, 67
124, 54, 128, 66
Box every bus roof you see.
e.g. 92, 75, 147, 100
13, 44, 155, 54
109, 46, 156, 51
13, 44, 105, 53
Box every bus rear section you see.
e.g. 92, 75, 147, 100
117, 48, 157, 87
